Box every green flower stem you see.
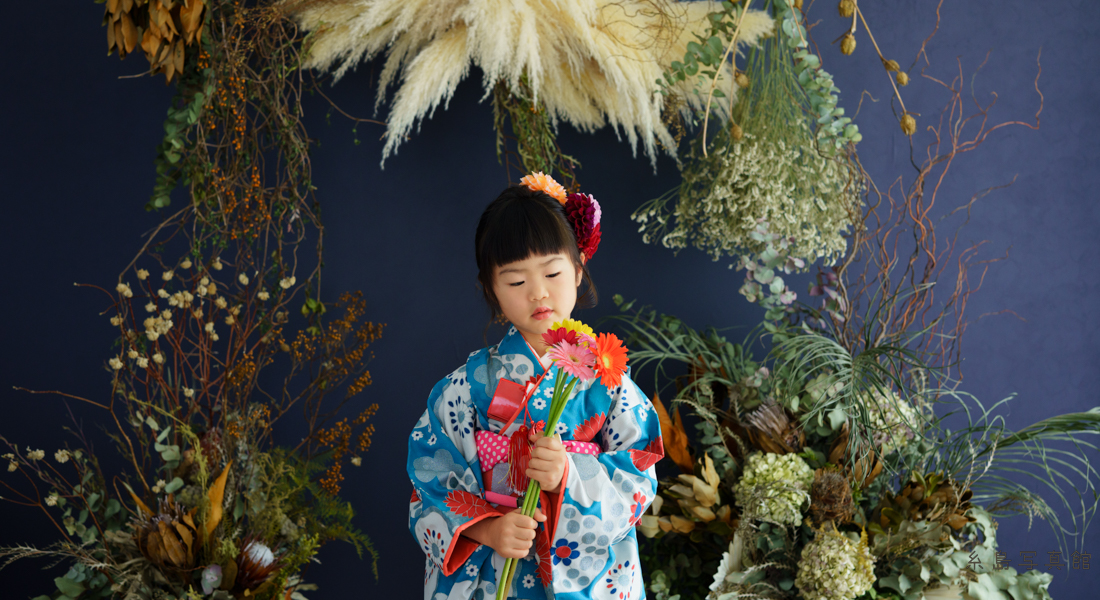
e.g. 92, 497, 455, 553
495, 369, 579, 600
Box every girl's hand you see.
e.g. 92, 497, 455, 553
527, 431, 567, 494
466, 508, 547, 559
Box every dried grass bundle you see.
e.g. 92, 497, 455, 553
284, 0, 773, 165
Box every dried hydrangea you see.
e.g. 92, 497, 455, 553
733, 451, 814, 526
795, 526, 875, 600
633, 124, 859, 265
861, 387, 922, 455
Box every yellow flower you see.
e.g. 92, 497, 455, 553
127, 349, 139, 359
116, 282, 133, 298
180, 259, 192, 269
551, 318, 595, 340
158, 289, 170, 299
215, 297, 228, 309
136, 269, 150, 281
519, 172, 567, 204
110, 316, 123, 326
280, 276, 296, 289
162, 270, 174, 281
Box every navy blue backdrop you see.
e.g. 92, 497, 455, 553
1, 1, 1097, 598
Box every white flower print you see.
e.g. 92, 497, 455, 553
523, 574, 536, 589
533, 398, 547, 410
555, 422, 569, 435
543, 386, 554, 399
427, 434, 437, 446
412, 431, 423, 441
465, 564, 479, 577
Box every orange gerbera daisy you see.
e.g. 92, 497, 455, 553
593, 332, 629, 389
519, 171, 567, 204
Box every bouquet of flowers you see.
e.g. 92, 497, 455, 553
495, 319, 629, 600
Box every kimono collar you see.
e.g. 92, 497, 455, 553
496, 325, 549, 378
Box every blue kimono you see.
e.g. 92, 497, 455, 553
408, 326, 664, 600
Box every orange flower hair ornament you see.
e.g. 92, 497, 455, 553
519, 171, 602, 261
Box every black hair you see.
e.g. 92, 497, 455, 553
474, 185, 597, 323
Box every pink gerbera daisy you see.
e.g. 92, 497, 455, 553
546, 341, 597, 381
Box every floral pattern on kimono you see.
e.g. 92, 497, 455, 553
409, 326, 664, 600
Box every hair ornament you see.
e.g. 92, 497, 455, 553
518, 171, 567, 204
520, 172, 602, 261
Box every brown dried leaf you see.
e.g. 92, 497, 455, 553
205, 459, 232, 538
180, 0, 204, 43
173, 40, 185, 78
123, 0, 133, 12
142, 28, 162, 62
107, 0, 121, 14
121, 12, 138, 55
106, 16, 117, 52
651, 393, 693, 472
157, 520, 187, 567
124, 483, 154, 518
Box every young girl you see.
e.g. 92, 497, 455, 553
408, 175, 664, 600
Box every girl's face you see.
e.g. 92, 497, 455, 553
492, 252, 583, 355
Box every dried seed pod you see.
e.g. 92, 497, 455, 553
900, 113, 917, 136
883, 59, 900, 72
735, 72, 750, 89
730, 122, 744, 141
810, 467, 854, 525
839, 0, 856, 18
793, 0, 803, 10
841, 34, 857, 56
896, 71, 910, 86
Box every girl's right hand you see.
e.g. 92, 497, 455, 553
488, 507, 547, 559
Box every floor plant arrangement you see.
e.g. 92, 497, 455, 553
1, 2, 383, 598
608, 3, 1098, 600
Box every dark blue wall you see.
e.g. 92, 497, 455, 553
1, 1, 1096, 597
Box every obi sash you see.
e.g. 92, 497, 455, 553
475, 430, 601, 507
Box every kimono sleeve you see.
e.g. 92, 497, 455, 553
547, 374, 665, 583
408, 366, 503, 576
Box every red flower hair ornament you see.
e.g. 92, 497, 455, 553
519, 172, 602, 261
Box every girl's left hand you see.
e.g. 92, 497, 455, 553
526, 431, 567, 494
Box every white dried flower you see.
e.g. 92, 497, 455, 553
136, 269, 150, 281
200, 276, 210, 287
26, 448, 45, 461
633, 126, 859, 265
206, 282, 217, 296
795, 526, 875, 600
279, 276, 296, 289
182, 387, 194, 398
230, 305, 241, 316
734, 452, 814, 526
211, 332, 220, 342
45, 493, 58, 506
212, 258, 223, 270
145, 302, 157, 313
162, 270, 174, 281
180, 258, 192, 269
110, 316, 123, 327
258, 290, 270, 301
127, 349, 139, 359
109, 356, 124, 370
205, 322, 215, 333
351, 456, 362, 466
152, 352, 165, 365
238, 273, 249, 285
54, 450, 71, 463
1, 454, 12, 460
861, 387, 923, 455
193, 308, 204, 319
116, 282, 133, 298
136, 356, 149, 369
161, 310, 172, 320
7, 461, 17, 472
215, 297, 228, 309
152, 479, 166, 493
158, 288, 170, 299
225, 315, 235, 326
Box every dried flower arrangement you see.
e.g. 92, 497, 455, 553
608, 4, 1097, 600
1, 2, 383, 599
